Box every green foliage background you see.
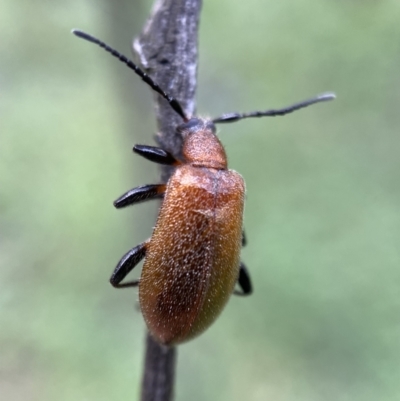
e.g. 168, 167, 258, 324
1, 1, 400, 400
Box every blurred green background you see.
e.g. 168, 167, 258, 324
1, 0, 400, 400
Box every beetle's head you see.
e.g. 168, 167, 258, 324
177, 118, 215, 137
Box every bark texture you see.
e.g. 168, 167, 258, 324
133, 1, 203, 400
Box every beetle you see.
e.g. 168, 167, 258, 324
72, 30, 335, 346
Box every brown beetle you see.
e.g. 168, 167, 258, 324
73, 30, 335, 345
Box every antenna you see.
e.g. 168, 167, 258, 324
72, 29, 188, 121
213, 93, 336, 124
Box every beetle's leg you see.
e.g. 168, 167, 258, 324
234, 262, 252, 296
134, 145, 180, 165
242, 230, 247, 247
110, 241, 148, 288
114, 184, 166, 208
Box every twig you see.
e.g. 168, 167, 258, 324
133, 1, 202, 400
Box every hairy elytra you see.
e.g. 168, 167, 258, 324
73, 29, 335, 346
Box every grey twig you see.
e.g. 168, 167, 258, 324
133, 1, 202, 401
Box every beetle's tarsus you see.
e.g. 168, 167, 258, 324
110, 241, 148, 288
133, 145, 179, 165
241, 230, 247, 247
234, 262, 252, 296
114, 184, 166, 208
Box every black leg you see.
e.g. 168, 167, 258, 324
134, 145, 179, 165
234, 262, 252, 296
114, 184, 166, 208
242, 230, 247, 247
110, 241, 148, 288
